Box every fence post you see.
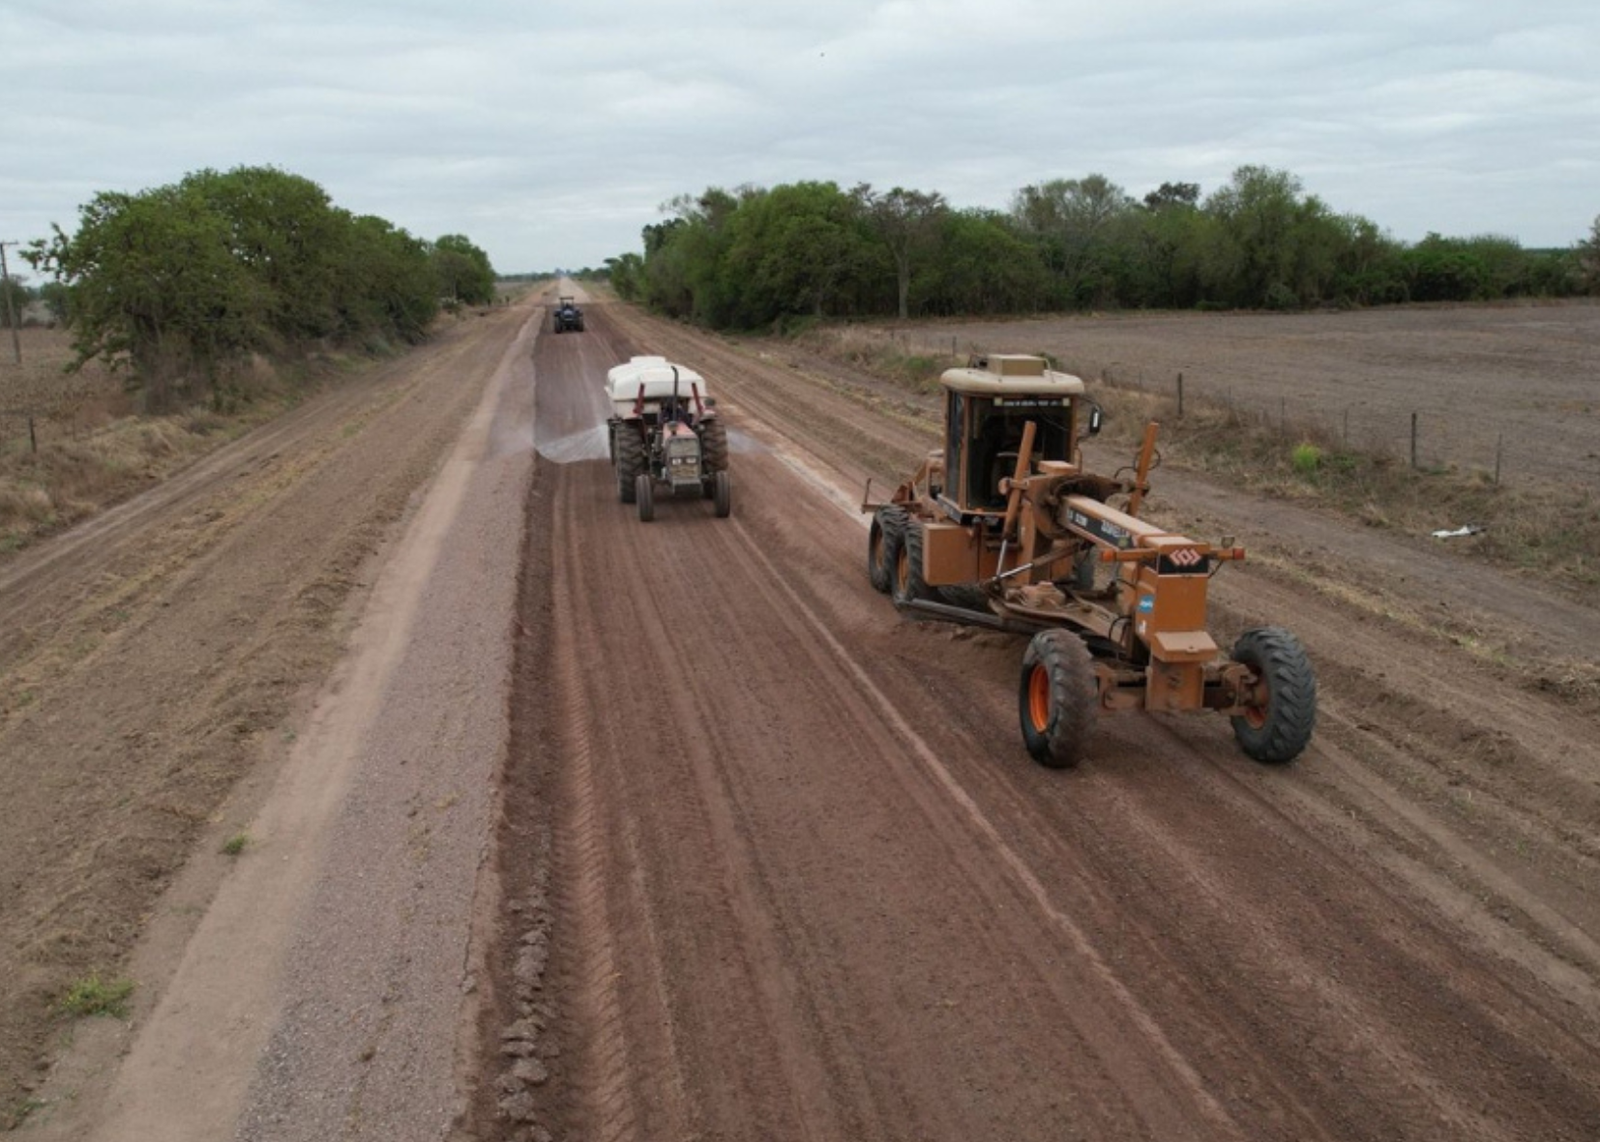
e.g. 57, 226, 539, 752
1343, 408, 1350, 448
29, 415, 37, 454
1410, 412, 1418, 469
1279, 396, 1286, 436
1177, 372, 1184, 418
1494, 433, 1503, 486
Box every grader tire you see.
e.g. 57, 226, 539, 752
892, 521, 932, 607
1229, 627, 1316, 764
868, 507, 906, 593
1019, 630, 1097, 769
616, 428, 644, 504
701, 419, 729, 474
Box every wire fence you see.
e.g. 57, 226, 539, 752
875, 327, 1599, 490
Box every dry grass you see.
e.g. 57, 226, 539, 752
1085, 379, 1600, 591
0, 328, 313, 552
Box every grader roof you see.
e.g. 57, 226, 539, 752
942, 354, 1086, 397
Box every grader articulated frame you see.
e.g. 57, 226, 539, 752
863, 354, 1315, 768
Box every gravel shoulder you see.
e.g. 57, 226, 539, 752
1, 303, 538, 1136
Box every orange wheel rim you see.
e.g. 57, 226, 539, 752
1243, 680, 1269, 728
1028, 664, 1052, 731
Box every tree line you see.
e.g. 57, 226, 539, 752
606, 168, 1600, 330
22, 165, 496, 410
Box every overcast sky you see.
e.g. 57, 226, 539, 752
4, 0, 1597, 274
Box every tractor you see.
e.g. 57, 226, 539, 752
863, 354, 1315, 768
552, 296, 584, 333
606, 356, 731, 522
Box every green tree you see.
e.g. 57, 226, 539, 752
1580, 216, 1600, 294
855, 185, 948, 319
1142, 181, 1200, 212
27, 184, 270, 409
1202, 166, 1349, 308
38, 280, 70, 325
431, 233, 495, 305
720, 182, 875, 326
0, 275, 28, 329
1011, 175, 1137, 307
604, 252, 645, 300
179, 166, 347, 347
917, 209, 1049, 315
331, 214, 437, 344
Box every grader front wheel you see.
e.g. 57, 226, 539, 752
868, 507, 906, 593
892, 522, 932, 607
1018, 630, 1096, 769
1229, 627, 1316, 764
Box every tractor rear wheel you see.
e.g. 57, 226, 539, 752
1229, 627, 1316, 764
1019, 630, 1096, 768
712, 470, 732, 518
616, 428, 644, 503
868, 507, 906, 593
636, 474, 654, 522
892, 521, 931, 607
700, 419, 729, 473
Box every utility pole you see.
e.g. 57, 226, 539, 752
0, 242, 21, 364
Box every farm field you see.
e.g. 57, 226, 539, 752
871, 301, 1600, 486
3, 291, 1598, 1141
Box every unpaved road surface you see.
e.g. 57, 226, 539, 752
8, 290, 1600, 1141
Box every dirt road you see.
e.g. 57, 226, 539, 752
473, 302, 1600, 1140
9, 291, 1600, 1140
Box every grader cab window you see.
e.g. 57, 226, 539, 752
964, 397, 1072, 509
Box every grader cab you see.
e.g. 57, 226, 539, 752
864, 354, 1315, 769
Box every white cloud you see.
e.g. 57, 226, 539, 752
3, 0, 1596, 269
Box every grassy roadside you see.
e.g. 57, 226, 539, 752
786, 324, 1600, 594
0, 334, 391, 556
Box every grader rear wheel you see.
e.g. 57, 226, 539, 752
1018, 630, 1096, 769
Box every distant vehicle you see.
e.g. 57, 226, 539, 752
552, 296, 584, 333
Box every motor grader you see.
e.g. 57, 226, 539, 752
863, 353, 1315, 768
606, 356, 731, 522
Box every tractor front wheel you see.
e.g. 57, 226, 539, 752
712, 470, 732, 518
1229, 627, 1316, 764
636, 474, 655, 522
868, 507, 906, 593
1019, 630, 1096, 769
892, 521, 931, 607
